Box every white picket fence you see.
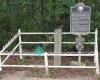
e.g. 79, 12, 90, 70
0, 29, 99, 75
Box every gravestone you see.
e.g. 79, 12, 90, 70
70, 3, 91, 33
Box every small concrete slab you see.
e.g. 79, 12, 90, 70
70, 61, 86, 66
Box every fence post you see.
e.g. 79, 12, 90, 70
0, 52, 2, 71
78, 51, 81, 63
95, 29, 99, 75
44, 52, 49, 75
54, 28, 62, 66
18, 29, 23, 59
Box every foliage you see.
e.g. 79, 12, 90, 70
0, 0, 100, 51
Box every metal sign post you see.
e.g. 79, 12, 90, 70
70, 3, 91, 63
76, 35, 84, 63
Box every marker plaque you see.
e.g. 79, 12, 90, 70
70, 3, 91, 33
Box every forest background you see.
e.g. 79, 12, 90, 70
0, 0, 100, 51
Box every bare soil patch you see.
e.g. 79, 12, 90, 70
0, 56, 99, 80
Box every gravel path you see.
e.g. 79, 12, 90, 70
1, 71, 96, 80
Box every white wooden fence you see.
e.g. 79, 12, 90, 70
0, 29, 99, 75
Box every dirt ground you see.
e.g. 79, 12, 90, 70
0, 56, 99, 80
0, 69, 97, 80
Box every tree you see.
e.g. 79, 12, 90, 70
0, 0, 100, 50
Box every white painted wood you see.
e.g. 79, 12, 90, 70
44, 52, 49, 75
95, 29, 99, 75
21, 32, 95, 35
0, 52, 2, 71
0, 53, 95, 56
21, 32, 54, 35
18, 29, 23, 59
1, 65, 96, 68
21, 42, 94, 44
62, 42, 94, 44
78, 51, 81, 63
1, 65, 45, 68
1, 43, 20, 65
62, 32, 95, 35
1, 33, 19, 52
21, 42, 54, 44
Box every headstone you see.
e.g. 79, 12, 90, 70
70, 3, 91, 33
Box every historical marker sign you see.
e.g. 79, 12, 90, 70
70, 3, 91, 33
